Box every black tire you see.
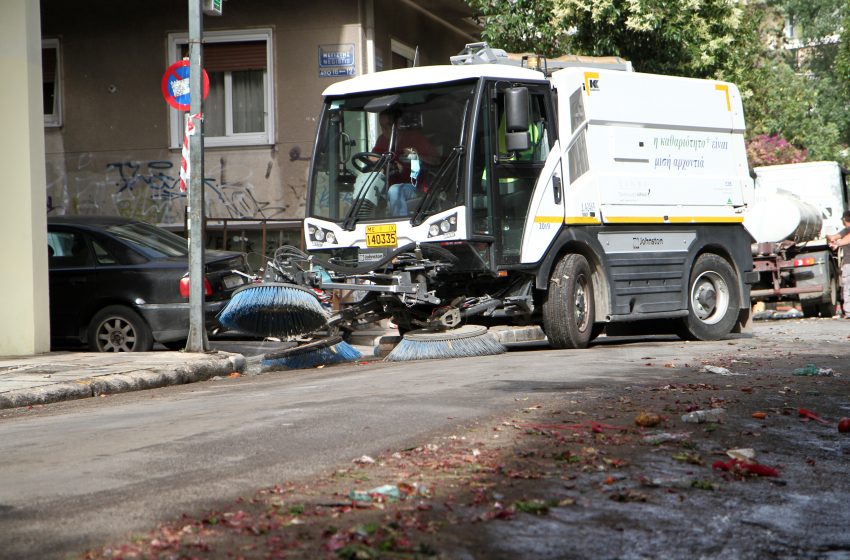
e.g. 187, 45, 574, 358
589, 323, 605, 342
802, 265, 838, 318
87, 305, 154, 352
543, 253, 595, 349
677, 254, 740, 341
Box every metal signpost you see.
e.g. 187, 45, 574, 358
186, 0, 206, 352
158, 1, 220, 352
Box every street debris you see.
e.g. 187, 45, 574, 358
726, 448, 756, 462
838, 418, 850, 433
634, 411, 663, 428
712, 458, 780, 478
701, 365, 746, 376
352, 455, 376, 465
642, 431, 691, 445
798, 408, 830, 425
681, 408, 726, 424
792, 364, 835, 377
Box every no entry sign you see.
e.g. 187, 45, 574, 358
161, 60, 210, 111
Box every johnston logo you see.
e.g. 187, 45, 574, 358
632, 236, 664, 250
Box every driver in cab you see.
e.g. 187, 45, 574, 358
372, 110, 437, 215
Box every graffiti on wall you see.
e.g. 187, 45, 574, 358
46, 154, 298, 225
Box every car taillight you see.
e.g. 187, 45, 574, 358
179, 276, 213, 298
793, 257, 816, 267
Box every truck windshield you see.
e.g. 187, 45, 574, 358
308, 82, 475, 225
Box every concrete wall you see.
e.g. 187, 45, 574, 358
40, 0, 476, 227
0, 0, 51, 356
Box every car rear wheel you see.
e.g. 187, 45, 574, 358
87, 305, 153, 352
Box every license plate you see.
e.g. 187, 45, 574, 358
223, 274, 244, 289
365, 224, 397, 247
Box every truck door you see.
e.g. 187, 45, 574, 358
471, 82, 558, 266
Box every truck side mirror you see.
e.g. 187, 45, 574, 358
504, 87, 530, 153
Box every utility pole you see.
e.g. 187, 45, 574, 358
186, 0, 207, 352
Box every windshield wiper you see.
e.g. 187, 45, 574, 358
342, 153, 393, 230
411, 146, 463, 227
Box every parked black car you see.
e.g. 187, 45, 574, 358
47, 216, 253, 351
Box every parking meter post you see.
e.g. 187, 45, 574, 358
186, 0, 208, 352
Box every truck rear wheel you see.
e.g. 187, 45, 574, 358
677, 253, 740, 341
543, 253, 595, 349
801, 265, 837, 318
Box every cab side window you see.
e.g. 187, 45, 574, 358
47, 231, 93, 268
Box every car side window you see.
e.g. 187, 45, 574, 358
92, 239, 118, 265
99, 234, 148, 265
48, 231, 94, 268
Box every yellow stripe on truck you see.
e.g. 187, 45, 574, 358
565, 216, 602, 225
604, 216, 744, 224
533, 216, 564, 223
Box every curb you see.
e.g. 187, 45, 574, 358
0, 352, 246, 410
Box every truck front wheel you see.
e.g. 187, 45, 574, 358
543, 253, 595, 349
677, 253, 740, 341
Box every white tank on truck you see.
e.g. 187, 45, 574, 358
269, 43, 757, 347
743, 161, 849, 317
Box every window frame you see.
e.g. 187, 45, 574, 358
390, 39, 416, 69
42, 38, 62, 128
167, 29, 275, 148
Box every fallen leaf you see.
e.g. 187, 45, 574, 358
799, 408, 830, 425
634, 412, 663, 428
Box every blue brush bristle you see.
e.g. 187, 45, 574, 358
385, 326, 505, 362
218, 283, 328, 338
261, 340, 362, 371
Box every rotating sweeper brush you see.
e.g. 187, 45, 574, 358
217, 283, 329, 339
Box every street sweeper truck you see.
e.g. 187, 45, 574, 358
221, 43, 757, 352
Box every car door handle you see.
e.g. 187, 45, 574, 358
553, 175, 562, 205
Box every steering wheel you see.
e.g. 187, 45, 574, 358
352, 151, 382, 173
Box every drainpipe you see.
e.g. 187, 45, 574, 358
364, 0, 376, 74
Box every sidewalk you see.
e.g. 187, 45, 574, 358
0, 350, 246, 410
0, 324, 542, 411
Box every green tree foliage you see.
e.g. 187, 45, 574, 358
468, 0, 748, 77
466, 0, 850, 166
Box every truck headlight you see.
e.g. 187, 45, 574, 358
428, 213, 458, 238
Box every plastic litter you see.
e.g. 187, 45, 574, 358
792, 364, 834, 377
348, 483, 419, 504
701, 365, 734, 375
642, 432, 691, 445
368, 484, 401, 500
681, 408, 726, 424
726, 448, 756, 462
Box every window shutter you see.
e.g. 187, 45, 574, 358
180, 41, 266, 72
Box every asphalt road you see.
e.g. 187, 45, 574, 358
0, 319, 848, 559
